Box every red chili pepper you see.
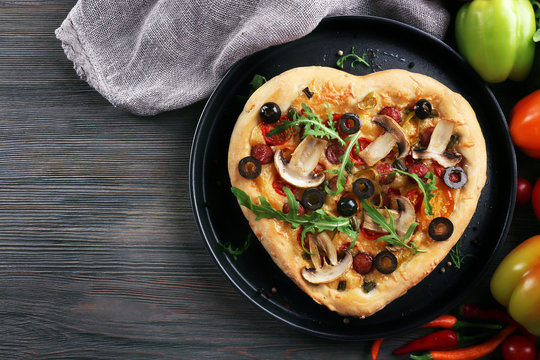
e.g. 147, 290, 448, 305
410, 325, 516, 360
422, 314, 502, 330
393, 330, 487, 355
458, 303, 538, 346
371, 338, 384, 360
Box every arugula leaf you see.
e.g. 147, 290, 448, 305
360, 200, 425, 255
266, 103, 346, 146
388, 169, 437, 216
247, 74, 267, 97
218, 233, 253, 261
231, 186, 357, 252
337, 46, 370, 69
325, 130, 362, 196
449, 238, 472, 269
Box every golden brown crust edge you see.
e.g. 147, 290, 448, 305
227, 66, 487, 317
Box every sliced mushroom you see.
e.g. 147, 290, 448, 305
361, 208, 399, 234
308, 232, 338, 269
274, 135, 326, 188
387, 196, 417, 252
359, 115, 410, 166
413, 119, 462, 167
393, 196, 416, 238
301, 252, 353, 284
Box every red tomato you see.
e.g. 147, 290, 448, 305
516, 177, 532, 206
501, 335, 537, 360
272, 177, 297, 196
349, 137, 372, 165
533, 178, 540, 221
261, 116, 292, 146
361, 228, 384, 240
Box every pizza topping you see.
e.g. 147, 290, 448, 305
272, 177, 297, 196
408, 162, 429, 179
361, 199, 425, 254
374, 250, 398, 274
301, 252, 353, 284
419, 126, 435, 147
259, 102, 281, 124
262, 119, 292, 145
338, 113, 361, 135
391, 169, 437, 216
357, 91, 379, 110
326, 142, 346, 164
337, 196, 359, 217
428, 217, 454, 241
238, 156, 262, 179
392, 159, 407, 172
283, 201, 305, 217
302, 86, 314, 99
274, 135, 326, 188
251, 144, 274, 164
362, 208, 399, 234
376, 163, 396, 185
379, 106, 402, 123
302, 188, 326, 210
446, 134, 460, 150
362, 280, 376, 293
412, 119, 463, 167
337, 281, 347, 291
359, 115, 410, 166
308, 232, 338, 267
392, 196, 417, 238
443, 166, 468, 189
414, 99, 432, 120
353, 252, 374, 275
353, 178, 375, 199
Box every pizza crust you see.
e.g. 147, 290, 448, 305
227, 66, 486, 317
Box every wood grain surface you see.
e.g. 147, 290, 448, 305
0, 1, 539, 359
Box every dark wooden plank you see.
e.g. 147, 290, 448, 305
0, 1, 538, 360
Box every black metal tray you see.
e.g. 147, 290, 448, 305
190, 16, 516, 340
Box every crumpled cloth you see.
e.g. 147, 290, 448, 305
56, 0, 449, 116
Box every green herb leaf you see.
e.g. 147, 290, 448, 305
449, 238, 472, 269
337, 46, 371, 69
324, 131, 362, 197
218, 233, 253, 261
362, 281, 376, 293
248, 74, 267, 97
390, 169, 437, 216
360, 200, 425, 254
231, 187, 358, 252
266, 103, 345, 146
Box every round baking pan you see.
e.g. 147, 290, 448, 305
190, 16, 516, 340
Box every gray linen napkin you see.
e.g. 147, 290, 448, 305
56, 1, 449, 116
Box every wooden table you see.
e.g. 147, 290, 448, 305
1, 2, 539, 359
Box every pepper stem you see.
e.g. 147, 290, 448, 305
453, 320, 502, 330
409, 354, 432, 360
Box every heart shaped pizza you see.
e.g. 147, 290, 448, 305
227, 66, 486, 318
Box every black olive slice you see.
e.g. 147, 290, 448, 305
414, 99, 432, 120
428, 217, 454, 241
302, 87, 314, 99
337, 196, 358, 217
301, 188, 325, 210
338, 113, 361, 135
238, 156, 261, 179
352, 178, 375, 199
443, 166, 467, 189
259, 102, 281, 124
374, 250, 398, 274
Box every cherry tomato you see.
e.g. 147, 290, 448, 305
349, 137, 372, 165
261, 116, 292, 146
501, 335, 537, 360
533, 178, 540, 221
516, 177, 532, 206
272, 177, 297, 196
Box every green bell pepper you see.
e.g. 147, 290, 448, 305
456, 0, 537, 83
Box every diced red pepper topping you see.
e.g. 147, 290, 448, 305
251, 144, 274, 164
379, 106, 402, 123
